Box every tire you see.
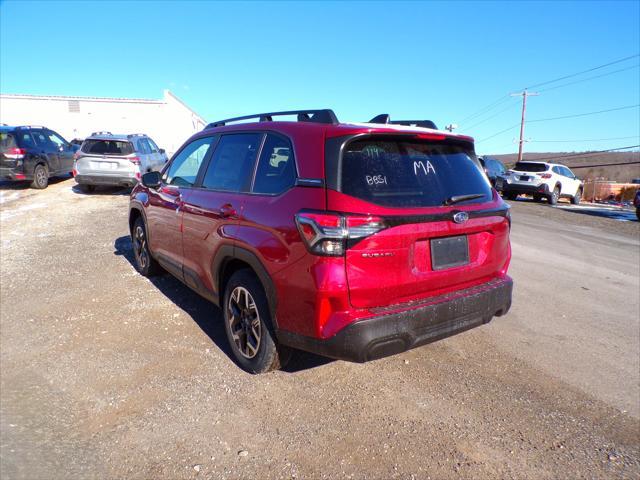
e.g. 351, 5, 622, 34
131, 217, 160, 277
533, 194, 543, 202
79, 184, 95, 193
548, 186, 560, 205
504, 192, 517, 200
223, 269, 289, 374
571, 189, 582, 205
31, 164, 49, 189
636, 207, 640, 221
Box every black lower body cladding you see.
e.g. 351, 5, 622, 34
277, 277, 513, 363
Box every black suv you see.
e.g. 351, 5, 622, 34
479, 156, 507, 192
0, 126, 77, 189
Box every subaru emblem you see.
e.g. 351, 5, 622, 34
453, 212, 469, 224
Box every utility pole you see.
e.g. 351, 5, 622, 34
510, 90, 539, 163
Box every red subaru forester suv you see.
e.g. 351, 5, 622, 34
129, 110, 513, 373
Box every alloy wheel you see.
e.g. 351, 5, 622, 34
227, 286, 262, 359
133, 225, 148, 270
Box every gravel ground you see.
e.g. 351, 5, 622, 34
1, 178, 638, 479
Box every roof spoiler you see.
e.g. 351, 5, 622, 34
206, 109, 339, 128
368, 114, 438, 130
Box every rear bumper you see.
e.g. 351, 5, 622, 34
502, 182, 550, 195
277, 276, 513, 363
0, 167, 29, 181
75, 174, 138, 187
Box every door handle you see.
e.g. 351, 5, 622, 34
219, 204, 237, 218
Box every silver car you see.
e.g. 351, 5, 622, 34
74, 132, 168, 192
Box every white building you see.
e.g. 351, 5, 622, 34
0, 90, 207, 157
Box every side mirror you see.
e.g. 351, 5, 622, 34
141, 171, 161, 189
159, 148, 165, 154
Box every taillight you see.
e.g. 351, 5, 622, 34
295, 211, 387, 256
539, 173, 552, 179
73, 151, 80, 160
4, 147, 26, 160
129, 156, 141, 165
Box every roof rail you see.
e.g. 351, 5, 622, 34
90, 131, 113, 136
368, 114, 438, 130
206, 109, 339, 128
126, 133, 146, 138
16, 125, 46, 130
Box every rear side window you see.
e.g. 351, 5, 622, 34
340, 138, 492, 207
82, 139, 134, 155
202, 133, 261, 192
252, 134, 296, 194
514, 162, 548, 173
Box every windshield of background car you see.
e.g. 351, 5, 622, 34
81, 139, 134, 156
514, 162, 548, 172
0, 132, 17, 152
340, 138, 492, 207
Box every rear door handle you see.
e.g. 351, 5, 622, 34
219, 204, 237, 218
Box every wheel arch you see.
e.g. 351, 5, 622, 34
213, 246, 279, 328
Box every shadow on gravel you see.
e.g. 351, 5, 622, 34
113, 235, 333, 373
0, 176, 71, 190
554, 206, 638, 222
71, 184, 131, 196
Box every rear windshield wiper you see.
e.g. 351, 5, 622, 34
443, 193, 486, 206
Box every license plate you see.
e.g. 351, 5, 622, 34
519, 175, 531, 181
431, 235, 469, 270
91, 161, 116, 170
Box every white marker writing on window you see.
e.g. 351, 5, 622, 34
413, 160, 436, 176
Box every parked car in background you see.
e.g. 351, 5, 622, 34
479, 156, 507, 191
129, 109, 513, 374
502, 161, 583, 205
0, 125, 77, 189
634, 189, 640, 221
73, 132, 168, 192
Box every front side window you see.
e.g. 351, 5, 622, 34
253, 134, 296, 194
341, 138, 492, 207
47, 131, 67, 148
164, 136, 214, 187
202, 133, 261, 192
146, 138, 159, 153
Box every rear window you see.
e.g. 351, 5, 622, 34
81, 139, 133, 156
340, 139, 492, 207
514, 162, 548, 172
0, 132, 17, 152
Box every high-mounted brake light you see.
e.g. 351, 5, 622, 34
415, 133, 446, 141
295, 211, 387, 256
4, 147, 26, 160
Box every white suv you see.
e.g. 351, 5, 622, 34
74, 132, 168, 192
502, 161, 583, 205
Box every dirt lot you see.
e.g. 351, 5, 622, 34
1, 177, 639, 479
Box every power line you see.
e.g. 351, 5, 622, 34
539, 64, 640, 93
525, 53, 640, 90
476, 123, 520, 143
458, 95, 511, 125
463, 101, 520, 130
528, 104, 640, 123
569, 161, 640, 169
531, 135, 640, 143
522, 145, 640, 162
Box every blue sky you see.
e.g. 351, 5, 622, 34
1, 0, 639, 155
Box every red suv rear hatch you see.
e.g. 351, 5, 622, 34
326, 134, 510, 309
